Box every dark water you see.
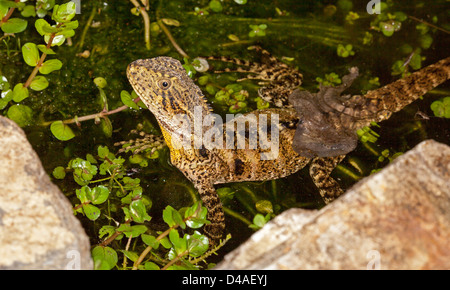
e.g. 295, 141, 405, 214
1, 0, 449, 266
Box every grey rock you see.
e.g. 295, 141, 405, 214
0, 116, 92, 269
216, 140, 450, 270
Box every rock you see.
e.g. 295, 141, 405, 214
0, 116, 92, 270
216, 140, 450, 270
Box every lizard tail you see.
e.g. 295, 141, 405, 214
347, 56, 450, 128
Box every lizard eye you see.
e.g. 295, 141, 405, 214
158, 79, 172, 90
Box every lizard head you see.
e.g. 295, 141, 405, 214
127, 57, 210, 129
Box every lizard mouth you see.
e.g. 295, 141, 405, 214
126, 60, 157, 106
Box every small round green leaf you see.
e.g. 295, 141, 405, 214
35, 19, 52, 36
94, 77, 107, 89
209, 0, 223, 12
92, 246, 118, 270
39, 59, 63, 74
52, 2, 76, 23
44, 34, 66, 46
97, 145, 109, 159
252, 213, 267, 228
37, 44, 56, 55
63, 20, 79, 30
82, 204, 101, 221
1, 18, 27, 33
0, 75, 9, 90
30, 75, 49, 91
50, 120, 75, 141
52, 166, 66, 179
7, 104, 33, 127
163, 206, 176, 227
0, 90, 12, 110
130, 199, 151, 223
120, 250, 139, 262
141, 234, 160, 249
21, 5, 36, 17
12, 83, 29, 102
187, 231, 209, 257
120, 90, 139, 109
89, 185, 110, 205
100, 117, 113, 138
144, 262, 160, 270
22, 42, 40, 67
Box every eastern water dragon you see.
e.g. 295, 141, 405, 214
125, 52, 450, 243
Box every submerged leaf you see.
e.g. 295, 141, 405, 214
12, 83, 29, 102
50, 120, 75, 141
22, 43, 40, 67
39, 59, 63, 74
92, 246, 118, 270
1, 18, 27, 33
30, 76, 49, 91
82, 204, 100, 221
7, 104, 33, 127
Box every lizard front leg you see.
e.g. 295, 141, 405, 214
309, 155, 346, 204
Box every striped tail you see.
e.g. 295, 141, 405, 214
348, 56, 450, 128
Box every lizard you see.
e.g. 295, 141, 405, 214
126, 53, 450, 243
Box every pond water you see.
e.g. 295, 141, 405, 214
1, 0, 449, 269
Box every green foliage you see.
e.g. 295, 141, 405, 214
53, 144, 225, 270
92, 246, 118, 270
1, 17, 27, 33
7, 104, 33, 127
213, 83, 251, 113
12, 83, 28, 102
369, 2, 404, 37
0, 1, 78, 128
337, 44, 355, 58
22, 42, 40, 66
357, 124, 380, 143
52, 166, 66, 179
39, 59, 62, 74
248, 24, 267, 38
249, 213, 270, 230
120, 90, 140, 110
50, 120, 75, 141
208, 0, 223, 13
316, 72, 342, 88
29, 75, 49, 91
337, 0, 353, 11
430, 97, 450, 118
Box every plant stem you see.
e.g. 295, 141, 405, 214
41, 97, 141, 126
99, 219, 131, 247
123, 234, 133, 269
76, 5, 97, 51
132, 206, 203, 270
132, 225, 175, 270
0, 0, 19, 26
24, 23, 63, 88
223, 206, 252, 226
189, 234, 231, 265
408, 15, 450, 35
161, 250, 189, 270
157, 19, 189, 58
129, 0, 151, 50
